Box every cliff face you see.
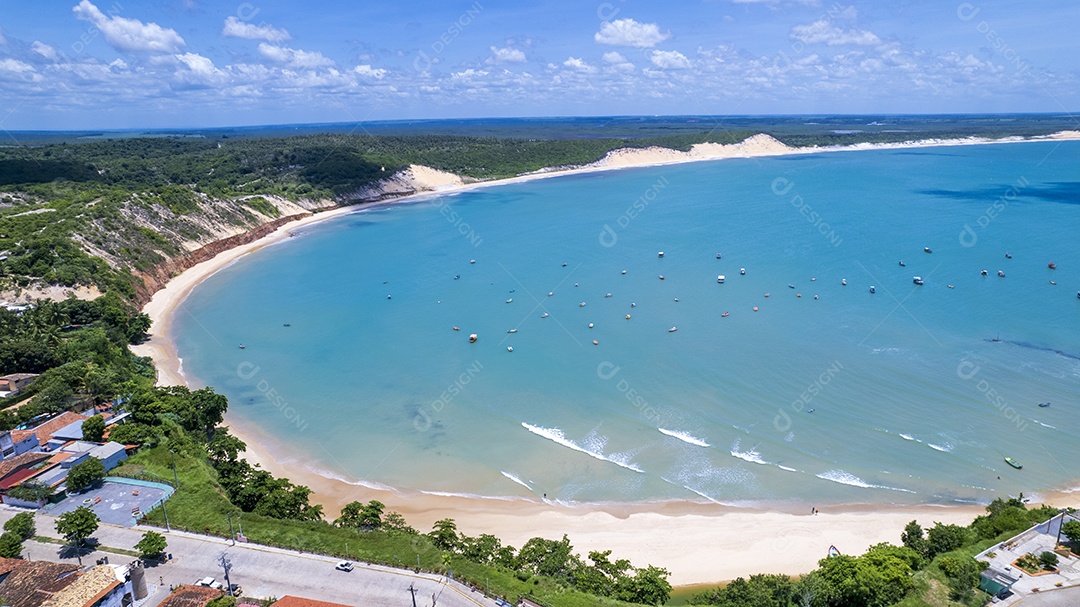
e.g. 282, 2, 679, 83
132, 212, 313, 306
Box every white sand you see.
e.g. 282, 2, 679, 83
131, 132, 1080, 586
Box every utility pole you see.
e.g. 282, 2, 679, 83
407, 583, 418, 607
227, 512, 236, 545
161, 497, 171, 532
169, 449, 179, 488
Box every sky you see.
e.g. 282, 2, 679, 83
0, 0, 1077, 130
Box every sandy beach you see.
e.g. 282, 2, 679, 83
130, 131, 1080, 586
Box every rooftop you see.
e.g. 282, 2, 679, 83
0, 559, 80, 607
157, 584, 223, 607
0, 373, 40, 381
25, 412, 87, 448
42, 565, 122, 607
0, 450, 51, 480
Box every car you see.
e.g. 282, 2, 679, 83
335, 561, 355, 572
195, 577, 223, 590
226, 583, 243, 597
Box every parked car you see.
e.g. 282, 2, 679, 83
335, 561, 355, 572
195, 577, 223, 590
226, 583, 243, 596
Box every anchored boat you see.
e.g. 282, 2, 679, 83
1004, 457, 1022, 470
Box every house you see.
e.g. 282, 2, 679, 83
979, 566, 1019, 597
273, 596, 358, 607
21, 411, 88, 450
0, 557, 80, 607
50, 417, 91, 444
0, 429, 40, 460
59, 441, 129, 472
41, 563, 135, 607
157, 585, 223, 607
0, 372, 39, 397
0, 451, 52, 494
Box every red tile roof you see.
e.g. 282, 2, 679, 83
0, 451, 51, 480
274, 596, 358, 607
0, 466, 45, 490
25, 412, 86, 446
0, 559, 80, 607
157, 585, 223, 607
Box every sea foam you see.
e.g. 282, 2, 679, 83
658, 427, 710, 447
522, 422, 644, 473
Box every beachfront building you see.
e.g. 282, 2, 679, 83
976, 511, 1080, 600
0, 429, 40, 460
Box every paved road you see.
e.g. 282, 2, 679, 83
2, 505, 500, 607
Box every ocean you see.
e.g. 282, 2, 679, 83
172, 140, 1080, 508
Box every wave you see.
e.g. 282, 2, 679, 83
899, 433, 917, 441
658, 427, 710, 447
730, 439, 769, 465
501, 470, 534, 492
777, 465, 798, 472
522, 422, 644, 473
816, 469, 916, 494
927, 442, 953, 453
419, 489, 521, 502
1034, 420, 1057, 429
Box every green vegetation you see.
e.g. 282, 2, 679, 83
1062, 519, 1080, 546
55, 506, 100, 559
0, 532, 23, 558
691, 497, 1065, 607
82, 413, 106, 442
5, 480, 54, 503
3, 512, 35, 540
66, 456, 106, 493
135, 530, 168, 560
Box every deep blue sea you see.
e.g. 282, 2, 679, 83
173, 140, 1080, 508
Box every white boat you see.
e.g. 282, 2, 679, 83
668, 326, 678, 332
912, 276, 924, 285
869, 286, 876, 294
507, 346, 513, 352
841, 278, 847, 285
658, 251, 665, 258
740, 268, 746, 275
998, 270, 1006, 277
717, 275, 725, 283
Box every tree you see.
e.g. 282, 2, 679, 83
901, 520, 927, 558
1062, 520, 1080, 545
938, 555, 983, 600
358, 500, 384, 530
135, 530, 168, 560
3, 512, 35, 540
617, 565, 672, 606
1039, 551, 1059, 570
67, 457, 106, 492
55, 507, 99, 563
81, 414, 106, 442
515, 535, 580, 581
334, 501, 363, 528
382, 511, 417, 535
0, 532, 22, 558
429, 518, 460, 552
926, 522, 967, 559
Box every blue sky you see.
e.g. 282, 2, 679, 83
0, 0, 1077, 129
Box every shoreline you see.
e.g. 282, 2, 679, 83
130, 131, 1080, 586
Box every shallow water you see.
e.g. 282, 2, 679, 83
174, 141, 1080, 507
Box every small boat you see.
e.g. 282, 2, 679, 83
721, 311, 730, 317
981, 269, 988, 276
507, 329, 517, 334
579, 302, 587, 307
562, 262, 567, 267
283, 323, 291, 327
668, 326, 678, 332
1004, 457, 1022, 470
470, 259, 476, 264
506, 298, 513, 303
796, 293, 802, 298
625, 314, 631, 319
659, 275, 665, 280
658, 251, 665, 258
924, 247, 932, 253
1038, 402, 1050, 408
1005, 252, 1012, 259
1049, 280, 1056, 285
453, 326, 460, 331
717, 275, 725, 284
716, 253, 722, 259
588, 323, 594, 328
621, 269, 627, 275
605, 293, 613, 298
548, 292, 554, 297
574, 282, 579, 287
740, 268, 746, 275
899, 260, 906, 267
764, 293, 770, 298
592, 340, 599, 345
869, 286, 876, 294
788, 284, 795, 289
469, 333, 478, 343
386, 295, 392, 299
630, 303, 636, 308
998, 270, 1005, 277
753, 306, 759, 311
1048, 262, 1056, 269
673, 297, 679, 302
454, 275, 460, 280
541, 313, 549, 318
948, 284, 955, 289
811, 277, 816, 281
507, 346, 513, 352
841, 279, 847, 286
238, 344, 246, 349
913, 276, 924, 285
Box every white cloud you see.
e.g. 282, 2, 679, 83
176, 52, 218, 77
487, 46, 526, 64
72, 0, 186, 53
353, 64, 388, 79
0, 58, 35, 74
791, 19, 880, 46
257, 43, 334, 68
221, 16, 291, 43
650, 50, 692, 69
602, 51, 634, 73
562, 57, 597, 73
594, 19, 670, 48
31, 41, 59, 60
452, 68, 489, 80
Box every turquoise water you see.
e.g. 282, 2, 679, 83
173, 141, 1080, 508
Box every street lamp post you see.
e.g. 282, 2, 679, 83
169, 449, 179, 488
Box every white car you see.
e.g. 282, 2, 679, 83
195, 577, 223, 589
335, 561, 354, 572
